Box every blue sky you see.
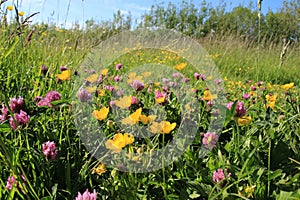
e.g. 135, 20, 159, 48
3, 0, 285, 28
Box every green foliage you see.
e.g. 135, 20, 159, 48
0, 1, 299, 199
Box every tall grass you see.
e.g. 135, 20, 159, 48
0, 1, 299, 199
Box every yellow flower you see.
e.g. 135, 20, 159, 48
85, 73, 99, 83
174, 63, 187, 70
56, 69, 71, 81
238, 116, 252, 126
149, 122, 163, 134
266, 94, 277, 102
281, 82, 294, 90
244, 185, 256, 198
100, 68, 108, 76
150, 121, 176, 134
142, 71, 151, 77
266, 101, 276, 109
203, 90, 217, 101
85, 86, 97, 93
18, 11, 24, 17
97, 89, 105, 96
115, 96, 132, 109
265, 94, 278, 109
7, 6, 13, 11
105, 133, 134, 153
162, 121, 176, 134
121, 108, 142, 125
92, 163, 106, 175
92, 107, 109, 121
127, 72, 143, 84
156, 97, 165, 104
140, 114, 156, 125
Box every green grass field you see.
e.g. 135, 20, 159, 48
0, 2, 299, 200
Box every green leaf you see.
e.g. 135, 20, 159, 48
189, 193, 201, 199
0, 123, 10, 132
275, 189, 300, 200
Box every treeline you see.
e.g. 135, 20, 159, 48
90, 0, 299, 44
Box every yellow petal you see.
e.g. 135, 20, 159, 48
122, 108, 142, 125
149, 122, 163, 133
56, 69, 71, 81
85, 86, 97, 93
92, 163, 107, 175
115, 96, 132, 109
85, 73, 99, 83
93, 107, 109, 121
105, 140, 122, 153
237, 116, 252, 126
140, 115, 156, 125
162, 121, 176, 134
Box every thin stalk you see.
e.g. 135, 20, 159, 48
267, 138, 271, 197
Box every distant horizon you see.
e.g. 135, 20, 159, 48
3, 0, 287, 28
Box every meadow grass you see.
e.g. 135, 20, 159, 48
0, 7, 299, 200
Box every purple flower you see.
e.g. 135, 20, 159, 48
42, 141, 58, 160
84, 69, 96, 74
202, 132, 219, 150
9, 96, 24, 113
114, 75, 122, 82
37, 99, 51, 107
260, 86, 265, 91
41, 65, 48, 76
183, 78, 190, 83
78, 89, 92, 102
213, 110, 220, 116
38, 91, 62, 107
173, 72, 183, 79
257, 81, 263, 86
162, 78, 169, 83
226, 102, 234, 110
97, 74, 103, 83
242, 93, 251, 100
115, 63, 122, 70
212, 169, 225, 183
206, 100, 214, 106
9, 110, 30, 130
250, 85, 256, 91
215, 78, 222, 85
200, 74, 206, 81
75, 189, 97, 200
131, 96, 137, 104
6, 176, 16, 191
131, 80, 144, 91
155, 91, 166, 99
0, 103, 8, 122
109, 101, 115, 106
168, 81, 176, 87
162, 86, 168, 92
103, 85, 114, 92
235, 101, 246, 117
45, 91, 62, 102
18, 110, 30, 124
194, 73, 200, 80
60, 66, 67, 71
